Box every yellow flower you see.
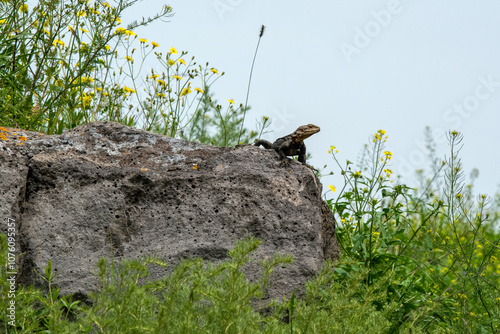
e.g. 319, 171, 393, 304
125, 30, 136, 36
105, 45, 110, 51
123, 86, 136, 93
115, 17, 121, 24
195, 87, 204, 94
167, 59, 175, 66
383, 151, 393, 160
0, 19, 6, 24
173, 75, 183, 80
149, 74, 159, 79
79, 27, 89, 33
53, 39, 65, 47
103, 2, 111, 8
157, 79, 165, 86
178, 58, 186, 65
211, 68, 219, 75
330, 145, 335, 151
151, 41, 159, 48
383, 168, 393, 178
139, 38, 148, 43
125, 56, 133, 62
328, 185, 336, 192
115, 27, 126, 34
378, 129, 386, 135
19, 4, 28, 13
227, 99, 235, 104
81, 94, 92, 107
170, 47, 178, 54
77, 10, 85, 17
180, 87, 192, 96
157, 93, 166, 98
354, 171, 362, 178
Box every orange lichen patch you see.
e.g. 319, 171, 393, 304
16, 142, 23, 145
18, 136, 27, 141
38, 133, 43, 135
0, 132, 9, 141
140, 168, 148, 171
0, 127, 12, 133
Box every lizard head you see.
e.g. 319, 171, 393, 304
293, 124, 320, 141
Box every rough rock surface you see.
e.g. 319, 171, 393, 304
0, 122, 340, 302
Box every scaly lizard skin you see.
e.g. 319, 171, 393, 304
254, 124, 320, 164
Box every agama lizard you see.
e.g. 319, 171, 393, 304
254, 124, 320, 164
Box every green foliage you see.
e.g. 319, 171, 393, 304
181, 88, 257, 146
0, 0, 256, 143
326, 129, 500, 333
0, 0, 172, 133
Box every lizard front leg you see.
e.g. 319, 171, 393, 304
298, 143, 306, 163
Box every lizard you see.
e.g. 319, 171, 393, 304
254, 124, 320, 164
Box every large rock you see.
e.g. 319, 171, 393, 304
0, 122, 340, 302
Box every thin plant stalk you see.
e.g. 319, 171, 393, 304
238, 24, 265, 144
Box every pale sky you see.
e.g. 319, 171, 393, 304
124, 0, 500, 197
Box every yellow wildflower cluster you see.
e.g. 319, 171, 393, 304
373, 129, 388, 142
123, 86, 136, 94
115, 27, 136, 36
80, 92, 93, 108
327, 145, 339, 154
53, 39, 65, 47
383, 168, 393, 178
180, 85, 192, 96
